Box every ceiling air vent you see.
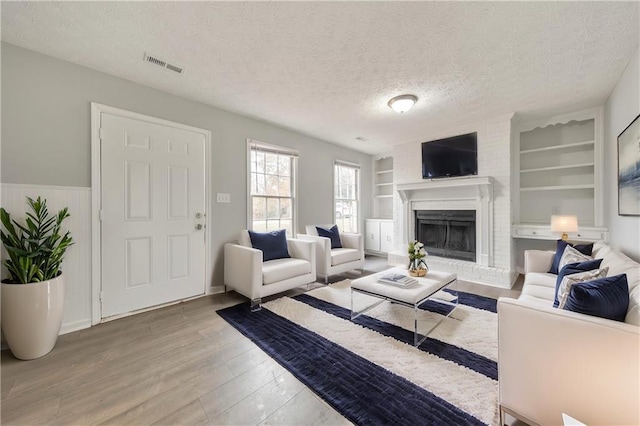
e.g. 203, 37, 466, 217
143, 53, 184, 75
165, 63, 183, 74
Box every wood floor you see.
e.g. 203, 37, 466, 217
1, 257, 522, 425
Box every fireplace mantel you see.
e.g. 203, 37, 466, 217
396, 176, 494, 267
396, 176, 493, 202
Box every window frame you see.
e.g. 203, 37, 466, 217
246, 139, 299, 237
333, 159, 361, 233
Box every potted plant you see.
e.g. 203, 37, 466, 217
1, 196, 73, 360
407, 240, 429, 277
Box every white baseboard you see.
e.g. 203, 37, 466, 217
208, 285, 226, 295
60, 319, 92, 335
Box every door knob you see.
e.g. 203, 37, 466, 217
195, 224, 203, 230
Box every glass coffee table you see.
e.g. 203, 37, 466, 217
350, 267, 458, 347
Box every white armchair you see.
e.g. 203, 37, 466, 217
224, 230, 316, 311
299, 225, 365, 283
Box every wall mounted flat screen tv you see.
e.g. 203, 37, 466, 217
421, 132, 478, 179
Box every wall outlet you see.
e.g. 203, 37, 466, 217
216, 193, 231, 203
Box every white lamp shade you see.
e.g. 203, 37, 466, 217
550, 215, 578, 233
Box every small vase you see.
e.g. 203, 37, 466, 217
408, 259, 428, 277
408, 268, 426, 277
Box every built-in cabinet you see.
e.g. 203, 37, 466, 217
365, 219, 394, 254
366, 156, 394, 254
513, 108, 608, 241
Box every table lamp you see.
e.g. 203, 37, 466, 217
551, 215, 578, 241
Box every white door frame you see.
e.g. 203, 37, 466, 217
90, 102, 212, 325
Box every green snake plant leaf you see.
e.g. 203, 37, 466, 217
0, 198, 74, 284
0, 209, 22, 244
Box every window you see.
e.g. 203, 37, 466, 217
334, 160, 360, 233
248, 140, 297, 235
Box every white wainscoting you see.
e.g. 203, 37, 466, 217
1, 184, 92, 334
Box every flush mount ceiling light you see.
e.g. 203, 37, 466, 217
388, 94, 418, 114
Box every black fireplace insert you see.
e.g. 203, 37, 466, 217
415, 210, 476, 262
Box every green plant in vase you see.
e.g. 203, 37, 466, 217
407, 240, 429, 277
0, 196, 74, 360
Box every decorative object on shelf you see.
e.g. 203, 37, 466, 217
0, 196, 74, 360
550, 215, 578, 241
407, 240, 428, 277
617, 113, 640, 216
387, 94, 417, 114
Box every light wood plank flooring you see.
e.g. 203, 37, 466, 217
1, 257, 522, 425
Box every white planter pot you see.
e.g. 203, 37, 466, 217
1, 274, 65, 360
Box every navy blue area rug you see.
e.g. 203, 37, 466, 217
217, 280, 499, 425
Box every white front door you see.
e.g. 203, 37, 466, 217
100, 112, 206, 318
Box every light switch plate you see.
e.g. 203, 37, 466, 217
216, 193, 231, 203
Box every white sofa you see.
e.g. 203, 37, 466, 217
224, 230, 316, 310
498, 242, 640, 426
299, 225, 365, 283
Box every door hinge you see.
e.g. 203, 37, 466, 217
99, 210, 103, 221
99, 291, 104, 302
99, 127, 105, 142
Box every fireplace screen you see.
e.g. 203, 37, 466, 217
415, 210, 476, 262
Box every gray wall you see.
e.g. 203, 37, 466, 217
1, 42, 373, 286
604, 46, 640, 261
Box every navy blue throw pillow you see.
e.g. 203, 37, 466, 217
248, 229, 290, 262
549, 240, 594, 274
554, 259, 603, 307
563, 274, 629, 322
316, 225, 342, 249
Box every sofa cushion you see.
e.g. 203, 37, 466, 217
591, 241, 611, 259
594, 244, 639, 278
521, 283, 555, 303
557, 267, 609, 309
593, 243, 640, 325
239, 230, 252, 247
558, 246, 593, 272
262, 258, 311, 285
626, 284, 640, 326
518, 294, 554, 309
331, 247, 361, 266
549, 240, 594, 274
554, 259, 604, 307
524, 272, 556, 290
248, 229, 290, 262
316, 225, 342, 249
564, 274, 629, 322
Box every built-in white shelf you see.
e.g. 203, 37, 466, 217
512, 224, 609, 242
520, 163, 595, 174
520, 140, 594, 155
372, 156, 393, 219
514, 109, 605, 238
520, 184, 595, 192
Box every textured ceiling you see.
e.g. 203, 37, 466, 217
2, 2, 638, 154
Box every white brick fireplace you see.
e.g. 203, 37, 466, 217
389, 114, 517, 288
397, 177, 493, 266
